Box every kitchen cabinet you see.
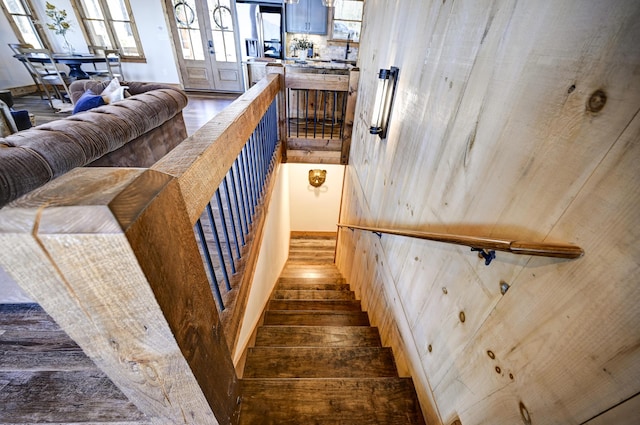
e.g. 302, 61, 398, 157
285, 0, 328, 35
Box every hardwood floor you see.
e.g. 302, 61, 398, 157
11, 90, 238, 135
182, 93, 237, 135
0, 304, 146, 424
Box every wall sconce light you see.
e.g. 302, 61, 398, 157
321, 0, 336, 6
309, 169, 327, 187
369, 66, 399, 139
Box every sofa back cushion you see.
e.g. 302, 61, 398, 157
0, 82, 188, 208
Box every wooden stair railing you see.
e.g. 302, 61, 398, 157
337, 223, 584, 262
0, 74, 282, 425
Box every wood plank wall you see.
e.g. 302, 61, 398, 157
336, 1, 640, 424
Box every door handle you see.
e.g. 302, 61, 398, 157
208, 40, 213, 48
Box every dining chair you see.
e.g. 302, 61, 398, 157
18, 47, 74, 110
8, 43, 51, 99
0, 99, 18, 137
86, 45, 111, 80
104, 49, 125, 80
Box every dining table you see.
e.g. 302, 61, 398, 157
14, 53, 110, 80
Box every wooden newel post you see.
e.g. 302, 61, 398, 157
341, 67, 360, 165
266, 63, 288, 163
0, 168, 240, 425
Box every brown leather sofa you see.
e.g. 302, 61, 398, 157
0, 80, 188, 208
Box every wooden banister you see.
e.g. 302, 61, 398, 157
0, 76, 284, 424
337, 224, 584, 259
152, 74, 281, 225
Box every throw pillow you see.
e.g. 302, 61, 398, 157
73, 89, 106, 114
10, 110, 32, 131
100, 77, 129, 104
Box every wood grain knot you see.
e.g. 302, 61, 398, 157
428, 344, 433, 353
519, 401, 532, 424
487, 350, 495, 359
587, 89, 606, 113
459, 311, 466, 323
495, 366, 501, 374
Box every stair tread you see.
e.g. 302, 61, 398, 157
281, 265, 342, 275
268, 299, 362, 311
244, 347, 397, 378
276, 282, 350, 291
264, 311, 370, 326
278, 276, 348, 286
239, 378, 425, 425
255, 326, 382, 347
271, 289, 355, 300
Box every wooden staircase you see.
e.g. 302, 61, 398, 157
239, 233, 426, 424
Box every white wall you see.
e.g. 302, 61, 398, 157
0, 12, 33, 88
0, 0, 180, 89
234, 164, 291, 364
287, 163, 345, 232
234, 162, 346, 363
123, 0, 180, 83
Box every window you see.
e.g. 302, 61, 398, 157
331, 0, 363, 43
0, 0, 50, 48
173, 0, 204, 60
208, 0, 236, 63
71, 0, 145, 60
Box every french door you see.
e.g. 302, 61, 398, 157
168, 0, 244, 92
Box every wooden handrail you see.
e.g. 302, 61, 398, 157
0, 76, 284, 424
337, 224, 584, 259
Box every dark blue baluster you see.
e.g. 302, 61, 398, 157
287, 88, 291, 138
239, 149, 252, 226
230, 160, 247, 244
322, 90, 327, 139
223, 175, 241, 259
206, 202, 231, 291
256, 121, 265, 194
242, 145, 255, 220
195, 219, 224, 311
250, 135, 260, 209
245, 138, 256, 217
215, 188, 236, 275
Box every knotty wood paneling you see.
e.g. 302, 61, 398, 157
337, 0, 640, 424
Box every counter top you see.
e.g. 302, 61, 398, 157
245, 58, 356, 73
